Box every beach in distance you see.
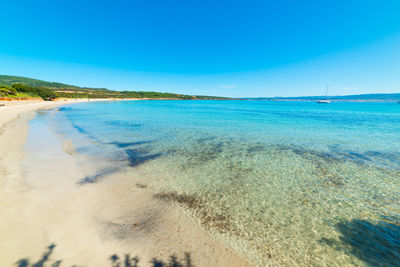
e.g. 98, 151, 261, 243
0, 99, 399, 266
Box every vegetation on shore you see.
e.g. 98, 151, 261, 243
0, 84, 56, 100
0, 75, 229, 101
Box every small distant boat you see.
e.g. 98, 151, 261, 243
317, 86, 330, 104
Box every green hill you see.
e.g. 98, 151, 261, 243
0, 75, 229, 100
0, 75, 81, 89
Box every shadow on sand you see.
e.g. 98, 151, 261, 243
320, 219, 400, 266
76, 140, 162, 185
16, 244, 194, 267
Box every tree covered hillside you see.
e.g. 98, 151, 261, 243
0, 75, 229, 100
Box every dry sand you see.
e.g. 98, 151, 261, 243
0, 100, 251, 267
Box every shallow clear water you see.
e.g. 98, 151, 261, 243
41, 100, 400, 266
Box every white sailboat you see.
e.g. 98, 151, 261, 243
317, 86, 331, 103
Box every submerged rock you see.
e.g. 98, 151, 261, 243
135, 183, 148, 188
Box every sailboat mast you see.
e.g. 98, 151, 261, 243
317, 85, 331, 103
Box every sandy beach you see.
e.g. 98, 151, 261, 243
0, 100, 251, 267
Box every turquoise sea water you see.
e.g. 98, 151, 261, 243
40, 100, 399, 266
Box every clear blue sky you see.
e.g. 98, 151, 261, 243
1, 0, 400, 97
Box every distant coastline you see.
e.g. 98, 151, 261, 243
244, 93, 400, 102
247, 99, 400, 102
1, 74, 399, 102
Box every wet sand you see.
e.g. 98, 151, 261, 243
0, 100, 251, 266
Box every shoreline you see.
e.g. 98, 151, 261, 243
0, 100, 251, 266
